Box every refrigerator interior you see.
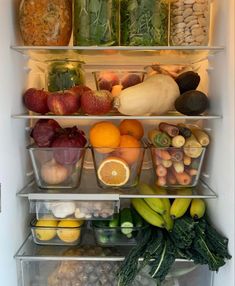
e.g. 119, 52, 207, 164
0, 0, 234, 285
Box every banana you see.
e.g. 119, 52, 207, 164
170, 198, 192, 219
190, 198, 206, 220
131, 198, 165, 228
154, 187, 174, 231
139, 183, 166, 214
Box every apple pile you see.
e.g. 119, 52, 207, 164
23, 85, 115, 115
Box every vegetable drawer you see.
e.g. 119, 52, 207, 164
30, 200, 119, 221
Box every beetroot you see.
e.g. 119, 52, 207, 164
31, 119, 62, 147
52, 126, 87, 165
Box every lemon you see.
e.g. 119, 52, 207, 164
35, 219, 58, 241
57, 220, 83, 243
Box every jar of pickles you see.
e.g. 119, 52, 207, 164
73, 0, 119, 46
19, 0, 72, 46
120, 0, 169, 46
170, 0, 211, 46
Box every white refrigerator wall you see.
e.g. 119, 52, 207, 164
0, 0, 234, 285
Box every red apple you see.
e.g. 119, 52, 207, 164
47, 91, 80, 115
81, 90, 113, 115
23, 88, 49, 114
70, 85, 91, 97
121, 73, 142, 89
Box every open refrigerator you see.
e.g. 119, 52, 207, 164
0, 0, 234, 285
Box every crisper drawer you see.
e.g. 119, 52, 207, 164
30, 199, 120, 220
17, 259, 213, 286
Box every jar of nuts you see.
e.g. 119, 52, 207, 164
170, 0, 211, 46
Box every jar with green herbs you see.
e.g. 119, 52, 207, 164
120, 0, 169, 46
19, 0, 72, 46
73, 0, 119, 46
46, 60, 85, 92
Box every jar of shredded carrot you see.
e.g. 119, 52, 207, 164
19, 0, 72, 46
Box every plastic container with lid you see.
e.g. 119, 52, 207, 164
170, 0, 211, 46
73, 0, 119, 46
120, 0, 169, 46
19, 0, 72, 46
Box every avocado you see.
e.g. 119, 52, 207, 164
175, 71, 200, 94
174, 90, 209, 116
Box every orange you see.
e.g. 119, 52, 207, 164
118, 135, 141, 165
89, 122, 121, 152
97, 156, 130, 186
119, 119, 144, 140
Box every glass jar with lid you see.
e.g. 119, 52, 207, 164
19, 0, 72, 46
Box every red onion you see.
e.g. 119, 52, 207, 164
52, 126, 87, 165
31, 119, 62, 147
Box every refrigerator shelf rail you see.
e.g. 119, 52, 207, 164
10, 45, 225, 65
17, 169, 217, 200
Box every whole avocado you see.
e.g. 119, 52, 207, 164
175, 71, 200, 94
175, 90, 209, 116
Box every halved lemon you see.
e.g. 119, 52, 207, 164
97, 156, 130, 186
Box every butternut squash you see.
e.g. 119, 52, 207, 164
114, 74, 180, 116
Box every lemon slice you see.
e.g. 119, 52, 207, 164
97, 156, 130, 186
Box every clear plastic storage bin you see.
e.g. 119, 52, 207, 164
28, 146, 86, 189
93, 223, 149, 246
32, 200, 119, 220
91, 146, 145, 189
170, 0, 211, 46
30, 218, 83, 246
151, 147, 206, 188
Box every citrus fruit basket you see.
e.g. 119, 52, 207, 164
91, 146, 146, 190
151, 147, 206, 188
33, 200, 119, 221
30, 218, 84, 246
28, 146, 86, 189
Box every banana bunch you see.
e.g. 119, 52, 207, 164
170, 189, 206, 220
132, 183, 174, 231
132, 184, 206, 231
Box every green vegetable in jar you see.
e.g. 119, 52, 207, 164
120, 0, 169, 46
47, 61, 85, 92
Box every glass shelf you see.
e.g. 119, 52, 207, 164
12, 112, 222, 121
17, 169, 217, 200
11, 45, 225, 65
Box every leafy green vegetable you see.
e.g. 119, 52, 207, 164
169, 216, 196, 249
120, 0, 168, 46
74, 0, 118, 46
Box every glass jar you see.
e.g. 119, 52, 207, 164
19, 0, 72, 46
120, 0, 169, 46
170, 0, 210, 46
46, 60, 85, 92
73, 0, 119, 46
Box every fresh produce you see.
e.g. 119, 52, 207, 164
109, 213, 119, 228
57, 220, 83, 243
115, 74, 180, 116
190, 198, 206, 220
119, 119, 144, 140
52, 126, 87, 165
35, 218, 58, 241
70, 84, 91, 97
121, 73, 142, 89
117, 135, 141, 165
80, 90, 113, 115
97, 156, 130, 187
131, 198, 165, 228
138, 183, 166, 215
96, 71, 119, 91
49, 202, 76, 219
47, 90, 81, 115
175, 90, 209, 116
73, 0, 118, 46
118, 215, 231, 286
40, 159, 69, 185
120, 0, 168, 46
47, 61, 85, 92
175, 71, 201, 94
89, 121, 121, 150
120, 208, 134, 235
23, 88, 49, 114
149, 123, 209, 187
30, 119, 62, 147
170, 197, 192, 219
